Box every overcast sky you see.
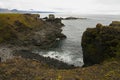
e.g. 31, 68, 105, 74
0, 0, 120, 14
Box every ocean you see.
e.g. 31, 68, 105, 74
34, 13, 120, 67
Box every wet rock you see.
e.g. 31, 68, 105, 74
13, 50, 76, 69
57, 33, 67, 40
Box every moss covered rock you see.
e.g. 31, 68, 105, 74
0, 13, 42, 42
82, 22, 120, 66
0, 13, 66, 48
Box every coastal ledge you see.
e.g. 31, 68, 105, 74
82, 21, 120, 66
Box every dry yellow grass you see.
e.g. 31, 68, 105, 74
0, 57, 120, 80
0, 13, 43, 43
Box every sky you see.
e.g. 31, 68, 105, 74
0, 0, 120, 14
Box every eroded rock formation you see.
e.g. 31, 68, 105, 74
82, 21, 120, 66
0, 13, 66, 62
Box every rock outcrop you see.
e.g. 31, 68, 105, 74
0, 13, 66, 61
60, 17, 87, 20
0, 13, 66, 48
82, 21, 120, 66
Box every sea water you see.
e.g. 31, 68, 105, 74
34, 13, 120, 67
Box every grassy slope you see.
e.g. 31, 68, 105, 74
0, 13, 43, 43
0, 57, 120, 80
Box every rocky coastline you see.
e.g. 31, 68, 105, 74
0, 13, 120, 80
0, 13, 68, 66
43, 16, 87, 20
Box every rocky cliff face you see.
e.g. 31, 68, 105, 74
0, 13, 66, 61
0, 13, 66, 48
82, 21, 120, 66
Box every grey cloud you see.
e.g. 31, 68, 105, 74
0, 0, 120, 14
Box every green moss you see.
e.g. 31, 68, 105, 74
86, 44, 97, 55
115, 43, 120, 57
82, 21, 120, 65
0, 38, 4, 42
0, 13, 43, 43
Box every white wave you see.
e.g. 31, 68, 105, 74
39, 50, 84, 67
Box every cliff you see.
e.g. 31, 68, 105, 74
0, 13, 66, 48
0, 13, 66, 62
82, 21, 120, 66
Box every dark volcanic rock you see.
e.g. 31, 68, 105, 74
65, 17, 79, 20
63, 17, 87, 20
46, 18, 65, 27
56, 33, 67, 40
13, 50, 75, 69
82, 22, 120, 66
